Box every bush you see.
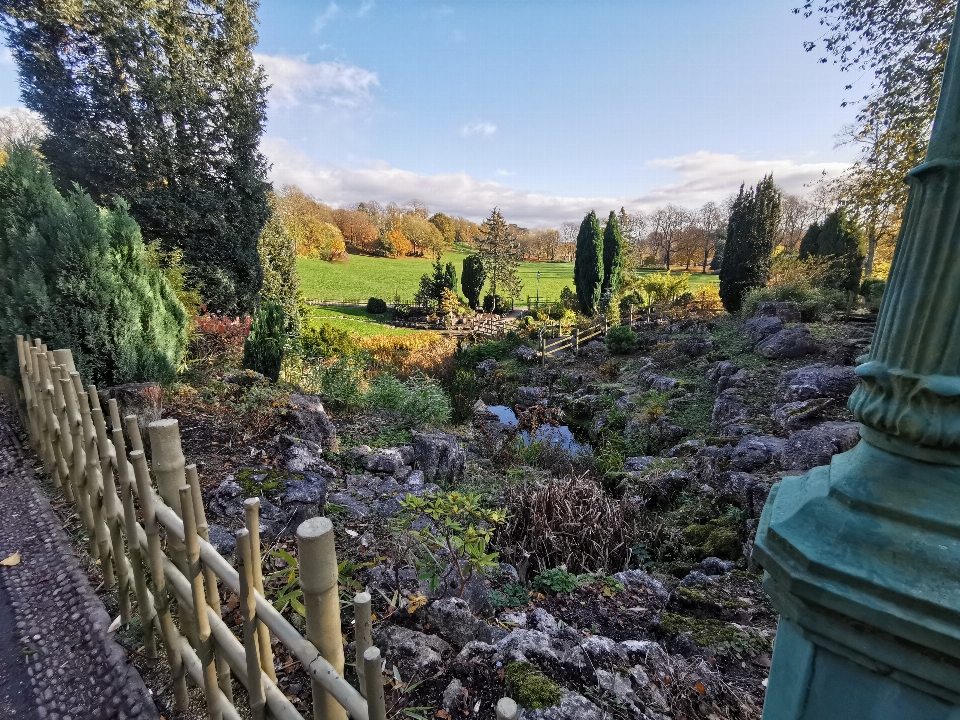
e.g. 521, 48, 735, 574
243, 301, 285, 382
482, 293, 504, 313
357, 333, 457, 379
740, 255, 845, 321
364, 372, 452, 425
366, 297, 388, 314
0, 146, 187, 385
605, 325, 638, 354
299, 321, 359, 359
861, 278, 886, 312
258, 195, 301, 335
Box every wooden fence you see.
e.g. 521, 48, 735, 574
11, 334, 415, 720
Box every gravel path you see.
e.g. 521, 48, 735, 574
0, 403, 159, 720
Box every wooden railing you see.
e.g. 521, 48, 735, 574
12, 334, 389, 720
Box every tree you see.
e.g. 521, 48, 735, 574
649, 205, 690, 268
697, 201, 725, 272
416, 258, 458, 309
602, 211, 626, 295
800, 209, 865, 292
1, 0, 272, 315
243, 301, 285, 383
719, 175, 782, 313
277, 186, 345, 261
380, 224, 413, 258
333, 208, 379, 255
429, 212, 457, 246
461, 254, 486, 310
477, 208, 522, 312
780, 193, 816, 253
0, 108, 46, 149
798, 221, 823, 260
402, 213, 447, 257
258, 196, 301, 335
0, 146, 186, 384
574, 211, 604, 315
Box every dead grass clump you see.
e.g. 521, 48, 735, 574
497, 474, 637, 575
358, 333, 457, 379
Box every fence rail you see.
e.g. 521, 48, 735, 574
11, 334, 397, 720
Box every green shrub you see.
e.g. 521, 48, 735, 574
491, 582, 530, 609
308, 354, 366, 409
299, 322, 359, 359
482, 293, 504, 313
533, 567, 581, 594
504, 663, 561, 709
243, 301, 285, 382
0, 146, 187, 385
365, 372, 452, 425
366, 297, 388, 314
258, 195, 301, 335
861, 278, 886, 312
605, 325, 638, 354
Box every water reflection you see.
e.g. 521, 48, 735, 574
486, 405, 592, 457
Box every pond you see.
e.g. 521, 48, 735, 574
486, 405, 593, 457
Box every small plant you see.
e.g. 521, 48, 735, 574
533, 567, 581, 594
491, 582, 530, 609
265, 548, 306, 617
364, 371, 452, 425
298, 321, 360, 359
504, 662, 561, 709
243, 301, 286, 381
605, 325, 638, 354
397, 491, 507, 598
366, 297, 388, 314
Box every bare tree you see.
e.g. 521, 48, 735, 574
0, 108, 47, 148
697, 201, 725, 273
649, 205, 690, 269
780, 193, 816, 253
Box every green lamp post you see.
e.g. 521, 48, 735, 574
754, 8, 960, 719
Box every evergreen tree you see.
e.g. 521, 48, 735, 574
258, 195, 301, 335
719, 175, 782, 313
461, 254, 486, 310
243, 301, 285, 382
602, 210, 626, 295
574, 210, 604, 315
798, 221, 823, 260
0, 146, 187, 384
416, 258, 459, 309
477, 208, 522, 312
1, 0, 271, 315
801, 209, 865, 292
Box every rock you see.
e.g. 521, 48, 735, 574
717, 368, 749, 392
728, 435, 784, 472
619, 640, 670, 670
647, 417, 685, 448
326, 492, 371, 518
612, 570, 670, 607
665, 439, 704, 458
674, 336, 713, 357
441, 679, 464, 713
778, 364, 859, 402
711, 390, 750, 430
679, 570, 715, 588
580, 635, 628, 667
771, 398, 833, 431
706, 361, 739, 385
518, 690, 608, 720
476, 359, 499, 376
405, 470, 425, 486
743, 316, 783, 343
395, 465, 412, 481
347, 444, 372, 461
365, 449, 404, 474
280, 435, 337, 475
398, 445, 415, 465
500, 612, 527, 628
277, 473, 328, 529
512, 345, 540, 363
756, 300, 802, 323
284, 393, 338, 452
515, 386, 548, 409
712, 471, 771, 518
426, 598, 505, 647
207, 479, 245, 519
756, 326, 819, 359
529, 607, 560, 635
497, 629, 561, 666
373, 625, 451, 676
207, 524, 236, 562
412, 431, 466, 484
699, 557, 735, 576
581, 340, 608, 361
780, 421, 861, 471
97, 383, 163, 433
595, 669, 636, 705
623, 456, 655, 472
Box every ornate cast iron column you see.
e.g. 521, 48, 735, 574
754, 8, 960, 720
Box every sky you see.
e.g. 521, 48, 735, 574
0, 1, 862, 227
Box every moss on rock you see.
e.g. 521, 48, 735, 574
504, 662, 562, 709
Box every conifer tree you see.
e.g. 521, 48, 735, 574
574, 210, 604, 315
798, 221, 823, 260
477, 208, 522, 312
258, 195, 301, 335
461, 254, 486, 310
1, 0, 271, 314
0, 146, 187, 384
602, 210, 626, 295
800, 209, 865, 292
719, 175, 782, 313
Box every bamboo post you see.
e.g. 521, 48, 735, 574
61, 375, 96, 552
298, 516, 347, 720
52, 348, 76, 375
29, 347, 55, 476
363, 647, 387, 720
49, 366, 75, 503
124, 414, 145, 453
496, 698, 519, 720
187, 464, 233, 703
572, 327, 579, 356
237, 529, 267, 720
77, 388, 115, 585
15, 337, 36, 445
243, 498, 276, 682
37, 355, 66, 488
91, 396, 131, 624
629, 303, 634, 327
180, 485, 223, 720
111, 425, 157, 658
354, 592, 372, 693
130, 448, 189, 711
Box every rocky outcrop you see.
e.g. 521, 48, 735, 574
412, 431, 466, 484
778, 363, 859, 401
770, 398, 833, 431
756, 326, 819, 359
743, 316, 783, 343
515, 386, 548, 409
780, 421, 861, 471
727, 435, 784, 472
284, 393, 338, 452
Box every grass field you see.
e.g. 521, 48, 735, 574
298, 252, 719, 305
303, 304, 418, 337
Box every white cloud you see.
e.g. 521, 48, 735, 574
461, 121, 496, 137
262, 139, 849, 227
496, 169, 516, 177
0, 47, 13, 66
312, 2, 340, 32
255, 54, 379, 109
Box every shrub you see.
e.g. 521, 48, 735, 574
364, 372, 452, 425
357, 333, 457, 379
740, 254, 845, 321
191, 313, 251, 358
861, 278, 886, 312
243, 301, 285, 382
482, 293, 504, 313
0, 146, 187, 385
366, 297, 388, 314
299, 321, 359, 359
258, 195, 301, 335
605, 325, 638, 354
533, 567, 581, 594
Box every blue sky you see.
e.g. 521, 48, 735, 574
0, 1, 861, 226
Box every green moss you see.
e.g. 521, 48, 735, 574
683, 519, 743, 560
673, 585, 750, 610
236, 468, 287, 497
659, 612, 742, 645
504, 662, 562, 709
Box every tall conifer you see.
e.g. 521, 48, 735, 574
574, 211, 604, 315
602, 211, 626, 296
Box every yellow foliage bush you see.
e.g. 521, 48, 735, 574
358, 333, 457, 379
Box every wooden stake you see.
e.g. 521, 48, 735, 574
243, 498, 276, 682
61, 376, 96, 552
362, 647, 387, 720
237, 529, 267, 720
298, 516, 347, 720
354, 592, 372, 694
49, 366, 75, 503
77, 388, 114, 584
496, 697, 519, 720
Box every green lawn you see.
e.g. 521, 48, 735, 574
303, 305, 418, 337
299, 253, 719, 306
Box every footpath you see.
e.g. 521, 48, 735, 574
0, 403, 158, 720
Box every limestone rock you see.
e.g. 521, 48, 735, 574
515, 386, 548, 409
518, 690, 609, 720
756, 326, 819, 359
373, 625, 451, 676
728, 435, 784, 472
711, 390, 750, 430
284, 393, 338, 452
780, 421, 861, 471
412, 431, 466, 484
612, 569, 670, 607
771, 398, 833, 431
778, 363, 859, 402
743, 316, 783, 343
365, 448, 404, 474
756, 300, 802, 323
512, 345, 540, 363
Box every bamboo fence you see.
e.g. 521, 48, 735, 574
11, 334, 393, 720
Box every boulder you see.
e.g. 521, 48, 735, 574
475, 358, 499, 376
518, 690, 608, 720
756, 326, 819, 359
756, 300, 802, 323
580, 340, 608, 361
665, 439, 705, 458
778, 364, 859, 402
280, 435, 338, 475
711, 390, 750, 430
515, 386, 548, 409
97, 382, 163, 433
623, 456, 655, 472
717, 368, 748, 393
284, 393, 338, 452
728, 435, 785, 472
743, 316, 783, 343
426, 597, 506, 647
373, 625, 451, 676
771, 398, 833, 431
706, 360, 739, 386
207, 479, 245, 519
365, 448, 404, 474
674, 336, 713, 357
699, 557, 735, 576
496, 629, 561, 666
638, 372, 679, 393
612, 569, 670, 607
512, 345, 540, 363
412, 431, 466, 484
679, 570, 715, 588
712, 471, 771, 518
277, 473, 328, 529
207, 524, 237, 563
780, 421, 861, 471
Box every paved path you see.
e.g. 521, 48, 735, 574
0, 404, 158, 720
